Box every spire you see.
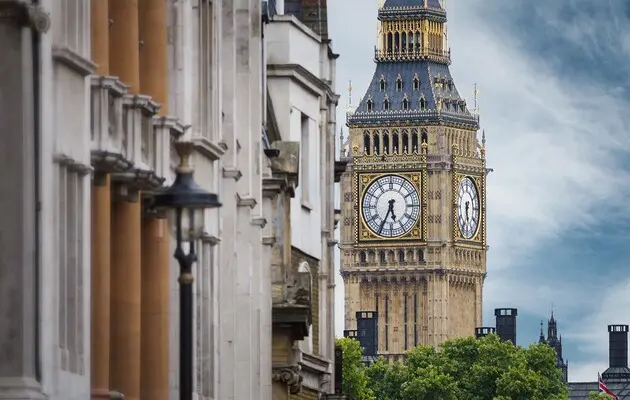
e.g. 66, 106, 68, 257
539, 320, 546, 343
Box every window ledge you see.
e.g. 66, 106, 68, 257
301, 201, 313, 212
52, 45, 97, 77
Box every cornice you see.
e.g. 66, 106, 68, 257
267, 63, 339, 105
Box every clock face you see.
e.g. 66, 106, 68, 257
361, 174, 421, 238
457, 177, 480, 239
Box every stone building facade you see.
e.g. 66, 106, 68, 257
265, 1, 341, 398
0, 0, 339, 399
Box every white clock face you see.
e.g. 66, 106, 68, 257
361, 174, 421, 238
457, 177, 480, 239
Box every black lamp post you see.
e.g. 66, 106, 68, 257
152, 141, 221, 400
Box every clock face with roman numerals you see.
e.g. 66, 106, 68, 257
361, 174, 421, 238
457, 177, 480, 239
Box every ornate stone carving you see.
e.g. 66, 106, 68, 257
272, 365, 303, 395
0, 1, 51, 33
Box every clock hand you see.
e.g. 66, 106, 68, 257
388, 199, 397, 221
465, 201, 470, 221
378, 209, 391, 234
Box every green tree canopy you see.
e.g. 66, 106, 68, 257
339, 334, 569, 400
336, 337, 375, 400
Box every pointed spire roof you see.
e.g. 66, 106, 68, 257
539, 320, 546, 343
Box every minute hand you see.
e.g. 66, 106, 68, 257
378, 209, 391, 234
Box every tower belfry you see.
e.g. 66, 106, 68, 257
339, 0, 488, 360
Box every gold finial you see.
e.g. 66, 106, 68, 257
174, 141, 195, 173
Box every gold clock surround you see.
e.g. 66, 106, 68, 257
452, 173, 484, 243
355, 170, 428, 246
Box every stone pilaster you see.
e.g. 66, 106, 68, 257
108, 1, 142, 398
90, 0, 113, 397
91, 173, 112, 400
110, 187, 142, 400
137, 0, 170, 399
140, 213, 169, 400
218, 0, 238, 398
0, 2, 48, 398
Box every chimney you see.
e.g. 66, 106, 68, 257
494, 308, 518, 344
602, 325, 630, 382
356, 311, 378, 357
475, 327, 496, 339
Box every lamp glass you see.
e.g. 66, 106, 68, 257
167, 207, 205, 241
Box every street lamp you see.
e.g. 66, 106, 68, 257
152, 141, 221, 400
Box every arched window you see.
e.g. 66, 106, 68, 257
402, 98, 409, 110
360, 252, 367, 263
418, 249, 425, 262
379, 251, 386, 263
373, 134, 380, 155
392, 131, 400, 153
379, 78, 386, 91
413, 77, 420, 91
398, 250, 405, 263
402, 131, 409, 153
366, 99, 373, 111
363, 132, 371, 155
411, 129, 419, 153
396, 78, 403, 91
421, 128, 428, 144
384, 98, 390, 110
383, 132, 390, 154
420, 97, 427, 110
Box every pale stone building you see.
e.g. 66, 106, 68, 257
0, 0, 340, 400
265, 0, 341, 398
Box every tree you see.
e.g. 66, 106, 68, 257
336, 337, 375, 400
589, 393, 616, 399
341, 334, 568, 400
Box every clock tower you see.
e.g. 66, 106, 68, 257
339, 0, 488, 360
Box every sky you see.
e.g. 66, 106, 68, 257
328, 0, 630, 382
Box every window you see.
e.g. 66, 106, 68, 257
384, 98, 390, 111
411, 129, 419, 153
379, 251, 386, 263
420, 97, 427, 110
366, 99, 373, 112
379, 77, 386, 91
398, 249, 405, 263
300, 113, 312, 209
52, 0, 90, 57
373, 134, 380, 155
57, 164, 87, 374
396, 77, 403, 91
402, 98, 409, 110
360, 252, 367, 263
392, 132, 399, 153
413, 77, 420, 91
198, 0, 215, 140
383, 132, 390, 154
363, 132, 371, 155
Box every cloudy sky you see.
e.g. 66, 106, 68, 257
328, 0, 630, 382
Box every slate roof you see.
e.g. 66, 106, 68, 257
383, 0, 442, 9
569, 367, 630, 399
379, 0, 446, 21
568, 381, 630, 399
347, 60, 478, 129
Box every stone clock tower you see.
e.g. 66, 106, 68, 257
339, 0, 488, 360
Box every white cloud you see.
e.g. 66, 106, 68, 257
329, 3, 630, 380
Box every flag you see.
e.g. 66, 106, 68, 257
599, 372, 620, 400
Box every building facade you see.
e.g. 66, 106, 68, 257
339, 0, 487, 360
0, 0, 339, 399
265, 0, 341, 398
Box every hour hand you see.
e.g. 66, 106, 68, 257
388, 199, 396, 220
